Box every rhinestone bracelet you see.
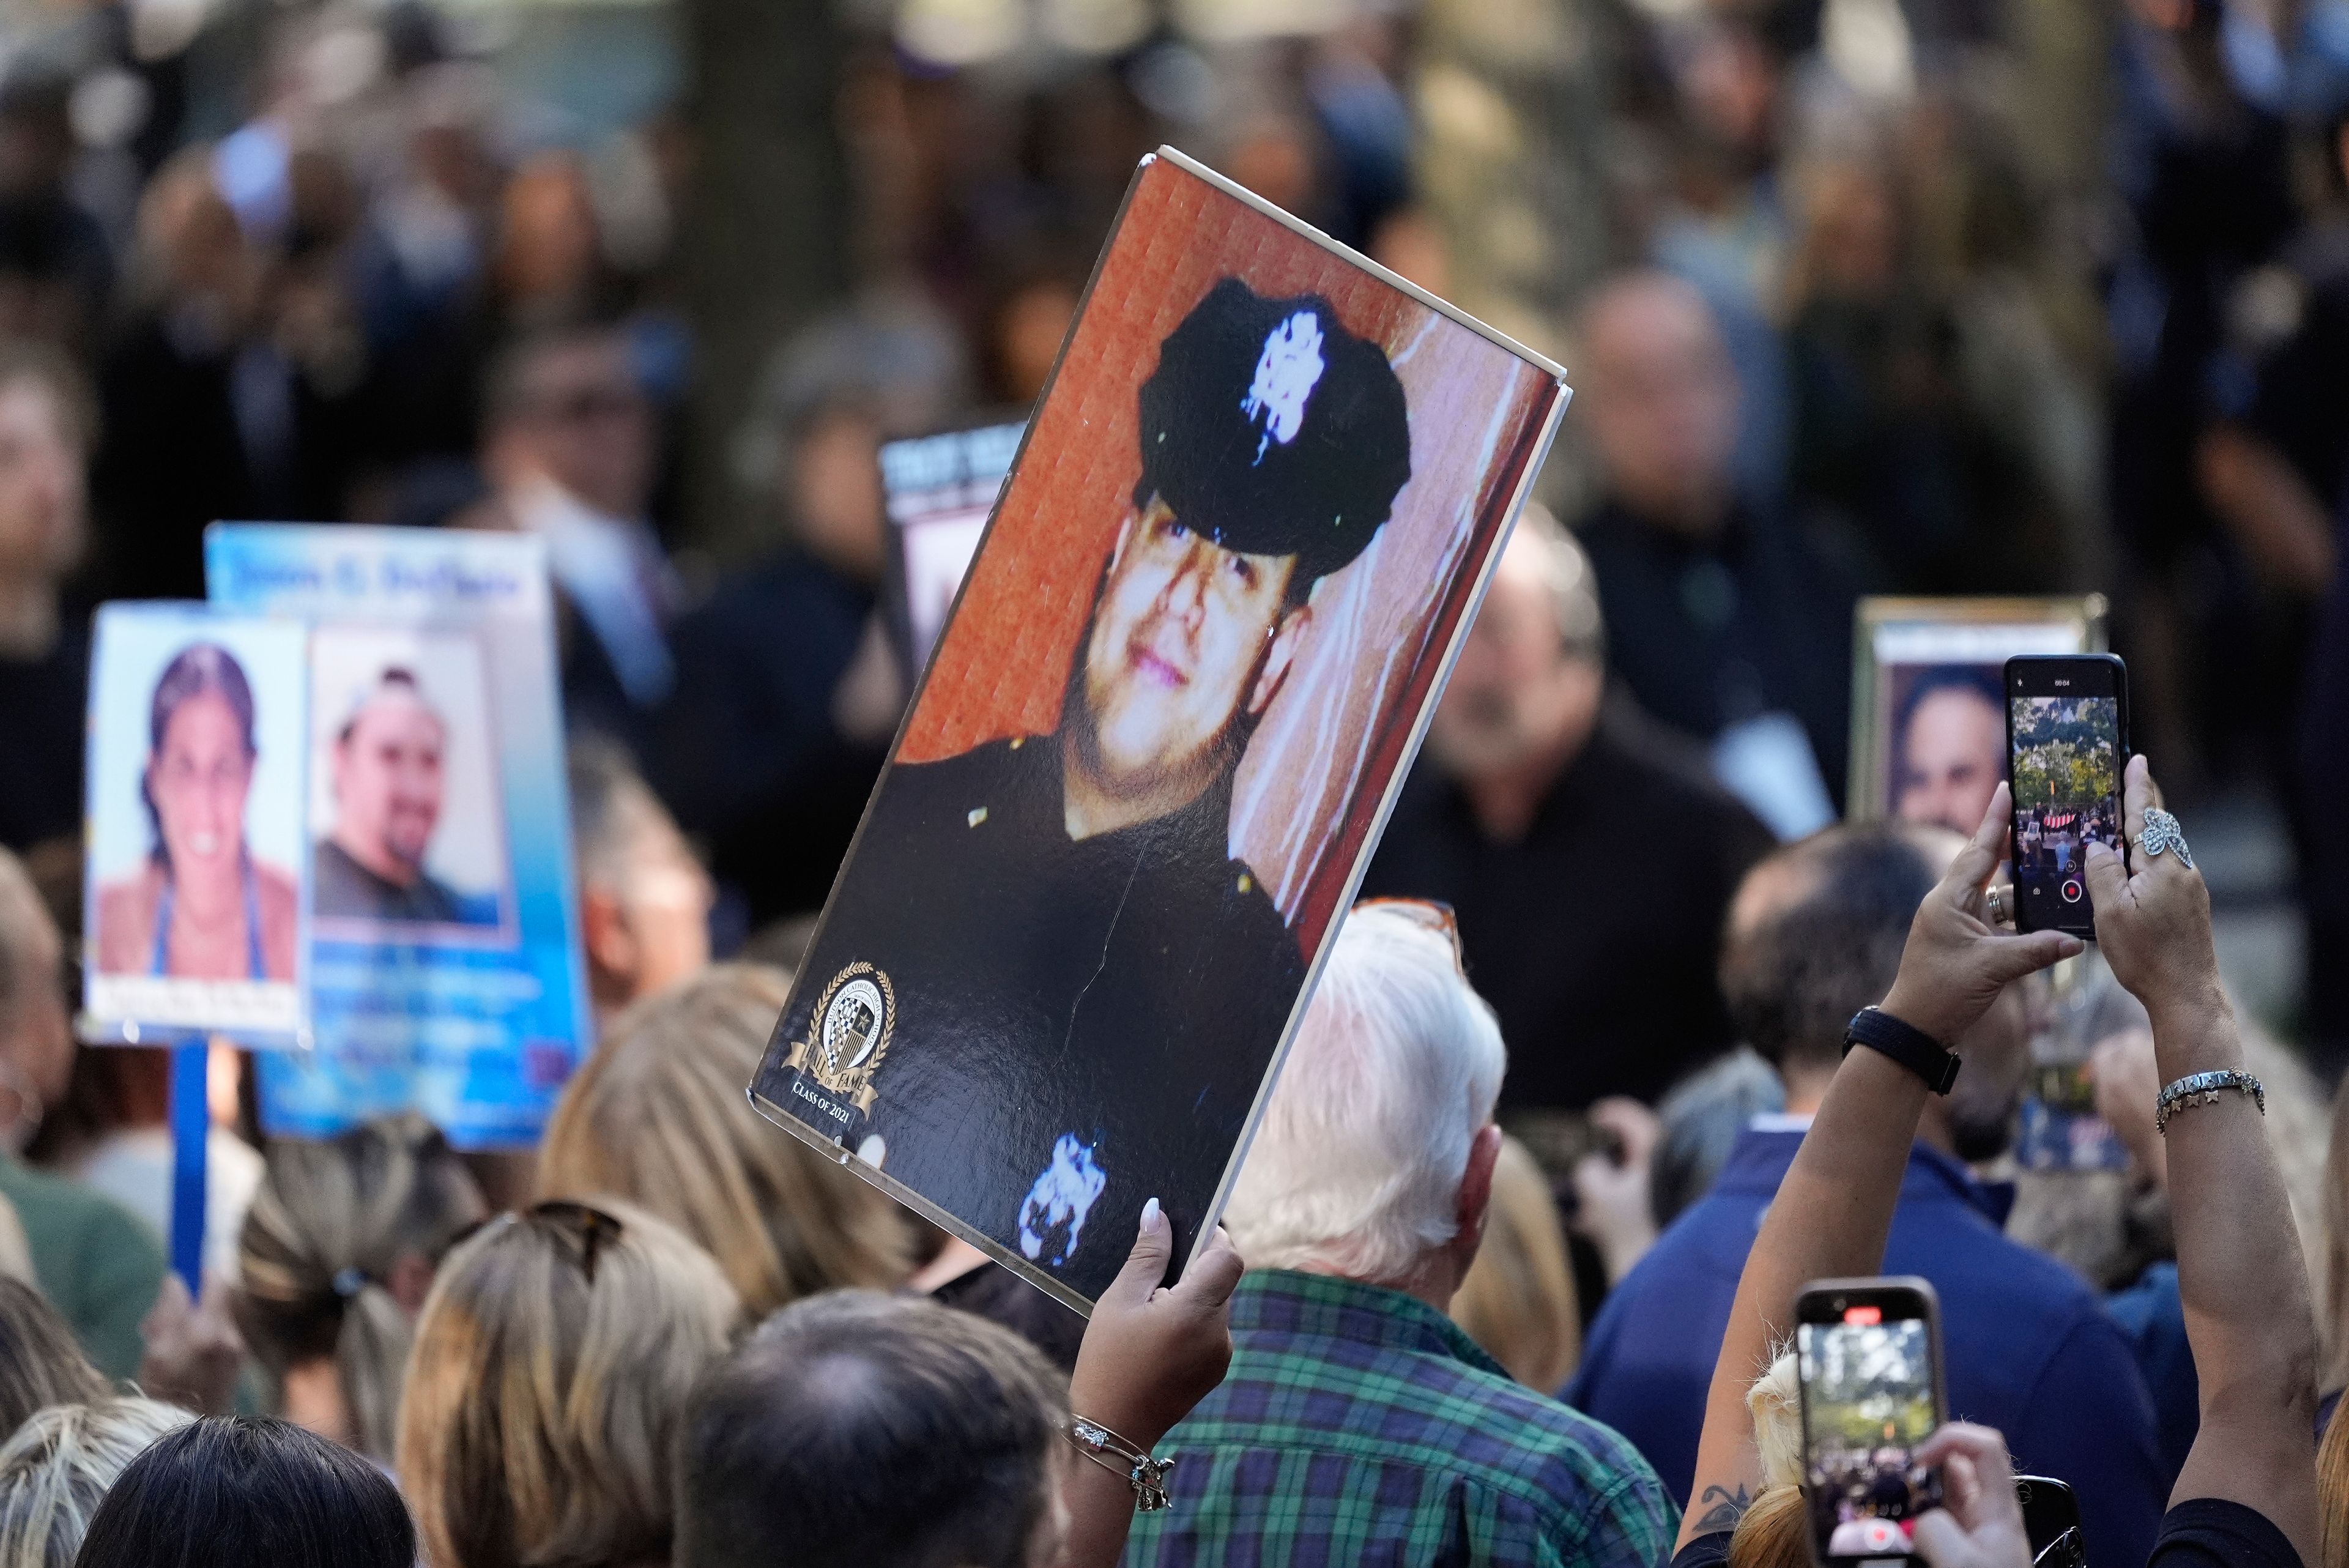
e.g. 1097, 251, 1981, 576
2153, 1070, 2265, 1135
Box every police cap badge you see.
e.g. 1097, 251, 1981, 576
1134, 277, 1412, 584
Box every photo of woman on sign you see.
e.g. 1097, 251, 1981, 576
94, 641, 299, 983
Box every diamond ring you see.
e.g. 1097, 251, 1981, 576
2136, 807, 2194, 871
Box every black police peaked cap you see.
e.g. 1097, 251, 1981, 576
1133, 277, 1412, 584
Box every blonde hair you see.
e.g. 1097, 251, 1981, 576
1450, 1135, 1580, 1391
398, 1198, 741, 1568
1727, 1485, 1813, 1568
1725, 1352, 1811, 1568
235, 1113, 485, 1462
0, 1397, 193, 1568
0, 1279, 111, 1438
538, 964, 911, 1315
2321, 1392, 2349, 1568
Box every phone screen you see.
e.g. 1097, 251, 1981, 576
2008, 660, 2123, 935
1799, 1306, 1945, 1561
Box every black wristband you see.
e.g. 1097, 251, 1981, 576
1842, 1007, 1962, 1095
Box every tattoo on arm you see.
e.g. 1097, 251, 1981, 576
1692, 1485, 1754, 1533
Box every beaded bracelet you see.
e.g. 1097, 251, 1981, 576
1066, 1416, 1174, 1511
2153, 1070, 2265, 1135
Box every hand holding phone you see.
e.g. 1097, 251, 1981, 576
1896, 1425, 2044, 1568
1797, 1277, 1947, 1566
2080, 754, 2224, 1028
2004, 655, 2128, 941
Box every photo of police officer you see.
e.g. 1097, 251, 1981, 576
766, 276, 1420, 1298
313, 650, 504, 929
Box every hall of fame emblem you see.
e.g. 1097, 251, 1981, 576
783, 961, 898, 1118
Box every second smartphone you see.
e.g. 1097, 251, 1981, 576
1797, 1277, 1947, 1567
2004, 653, 2129, 940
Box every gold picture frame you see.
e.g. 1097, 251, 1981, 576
1847, 595, 2109, 823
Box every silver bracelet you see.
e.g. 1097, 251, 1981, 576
1067, 1416, 1175, 1511
2153, 1070, 2265, 1135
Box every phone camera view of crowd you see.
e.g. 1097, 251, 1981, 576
2009, 696, 2120, 921
1802, 1318, 1940, 1559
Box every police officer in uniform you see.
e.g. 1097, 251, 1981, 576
762, 277, 1413, 1301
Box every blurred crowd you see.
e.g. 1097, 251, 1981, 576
0, 0, 2340, 1009
0, 0, 2345, 1564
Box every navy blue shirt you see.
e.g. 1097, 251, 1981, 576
1564, 1127, 2168, 1568
2109, 1260, 2200, 1484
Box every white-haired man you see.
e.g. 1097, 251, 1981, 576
1121, 902, 1674, 1568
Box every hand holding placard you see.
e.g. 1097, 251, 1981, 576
1071, 1200, 1244, 1449
1057, 1202, 1244, 1566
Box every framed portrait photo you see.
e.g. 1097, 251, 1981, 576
751, 147, 1570, 1310
1847, 596, 2109, 832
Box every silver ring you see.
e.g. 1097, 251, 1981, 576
2136, 808, 2194, 871
1985, 885, 2007, 923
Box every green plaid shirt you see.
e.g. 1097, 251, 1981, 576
1121, 1270, 1677, 1568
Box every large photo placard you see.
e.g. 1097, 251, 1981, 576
206, 526, 588, 1148
751, 147, 1568, 1309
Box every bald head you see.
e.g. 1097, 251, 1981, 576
1721, 822, 2030, 1154
1726, 822, 1965, 952
1724, 833, 1835, 950
1575, 272, 1740, 535
1720, 823, 1972, 1077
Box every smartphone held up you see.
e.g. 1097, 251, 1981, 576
1797, 1277, 1947, 1567
2004, 654, 2129, 941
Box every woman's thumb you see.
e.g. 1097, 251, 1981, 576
1110, 1198, 1174, 1298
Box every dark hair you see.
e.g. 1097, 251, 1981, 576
1892, 666, 2003, 768
480, 318, 628, 431
1721, 828, 1940, 1073
335, 667, 427, 746
70, 1418, 414, 1568
675, 1291, 1065, 1568
141, 644, 258, 872
0, 1277, 110, 1436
